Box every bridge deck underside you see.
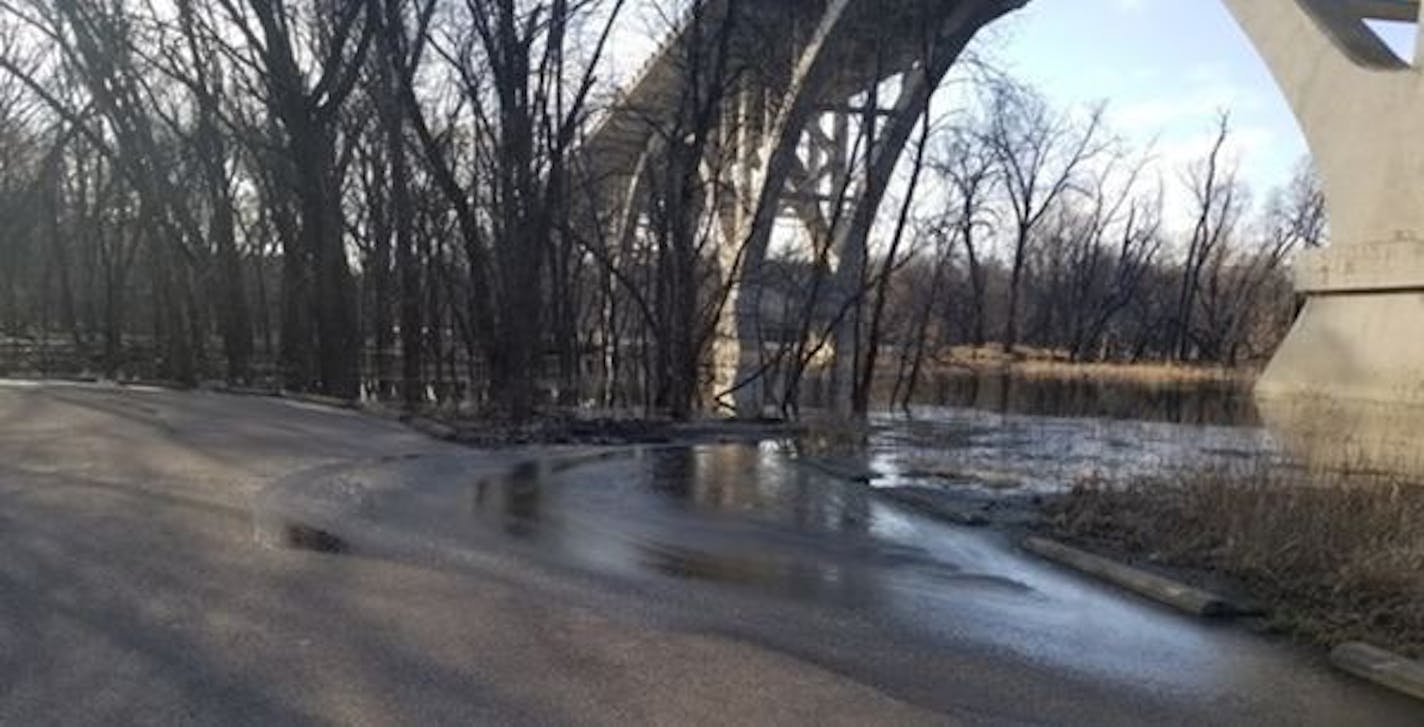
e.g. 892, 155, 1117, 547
1351, 0, 1421, 22
581, 0, 955, 205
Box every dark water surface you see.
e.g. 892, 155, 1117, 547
339, 444, 1144, 617
869, 404, 1282, 495
430, 446, 964, 607
346, 375, 1281, 587
864, 372, 1280, 495
907, 371, 1259, 427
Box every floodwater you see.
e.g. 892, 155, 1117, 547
378, 446, 940, 607
267, 374, 1283, 591
274, 441, 1163, 615
869, 403, 1283, 495
865, 373, 1283, 496
908, 371, 1259, 426
245, 376, 1424, 722
265, 441, 1152, 610
256, 442, 1421, 723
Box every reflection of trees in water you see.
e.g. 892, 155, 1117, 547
646, 446, 875, 536
920, 373, 1259, 426
470, 461, 546, 538
469, 445, 887, 609
643, 546, 882, 609
639, 445, 881, 608
648, 447, 698, 502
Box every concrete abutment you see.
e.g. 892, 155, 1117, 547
1225, 0, 1424, 472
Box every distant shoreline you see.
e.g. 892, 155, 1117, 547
926, 347, 1259, 386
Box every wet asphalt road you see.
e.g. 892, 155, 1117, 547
1, 381, 1420, 726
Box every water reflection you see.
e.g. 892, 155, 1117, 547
870, 404, 1282, 494
456, 445, 950, 607
911, 372, 1258, 427
266, 445, 1424, 723
471, 460, 546, 537
1257, 393, 1424, 478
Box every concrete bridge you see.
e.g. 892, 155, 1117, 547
1223, 0, 1424, 471
582, 0, 1030, 415
584, 0, 1424, 459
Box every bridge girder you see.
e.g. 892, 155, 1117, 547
1349, 0, 1421, 22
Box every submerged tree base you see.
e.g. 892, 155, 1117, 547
1042, 467, 1424, 658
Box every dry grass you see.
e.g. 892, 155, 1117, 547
1006, 359, 1253, 384
1045, 465, 1424, 657
934, 346, 1255, 385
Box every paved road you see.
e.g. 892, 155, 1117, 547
0, 382, 1418, 726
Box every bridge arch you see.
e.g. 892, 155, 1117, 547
585, 0, 1424, 443
582, 0, 1026, 415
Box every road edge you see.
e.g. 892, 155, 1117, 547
1020, 536, 1260, 618
1330, 642, 1424, 702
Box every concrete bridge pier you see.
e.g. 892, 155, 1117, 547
1225, 0, 1424, 472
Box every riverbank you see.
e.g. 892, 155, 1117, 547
1036, 467, 1424, 659
932, 346, 1257, 384
859, 465, 1424, 670
797, 406, 1424, 663
892, 351, 1261, 426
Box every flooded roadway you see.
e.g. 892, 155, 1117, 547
261, 441, 1423, 725
2, 379, 1417, 724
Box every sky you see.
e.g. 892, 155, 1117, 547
983, 0, 1416, 200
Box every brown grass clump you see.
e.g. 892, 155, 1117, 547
1007, 359, 1253, 385
1045, 465, 1424, 657
931, 346, 1256, 386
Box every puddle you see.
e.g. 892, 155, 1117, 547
263, 444, 1041, 614
282, 523, 349, 553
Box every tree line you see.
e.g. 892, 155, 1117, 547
862, 83, 1326, 410
0, 0, 1324, 420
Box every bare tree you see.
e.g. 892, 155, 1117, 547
0, 2, 1328, 419
981, 82, 1105, 354
1039, 144, 1163, 360
1203, 157, 1323, 363
1175, 113, 1244, 362
930, 123, 999, 347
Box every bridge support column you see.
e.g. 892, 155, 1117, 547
1225, 0, 1424, 472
